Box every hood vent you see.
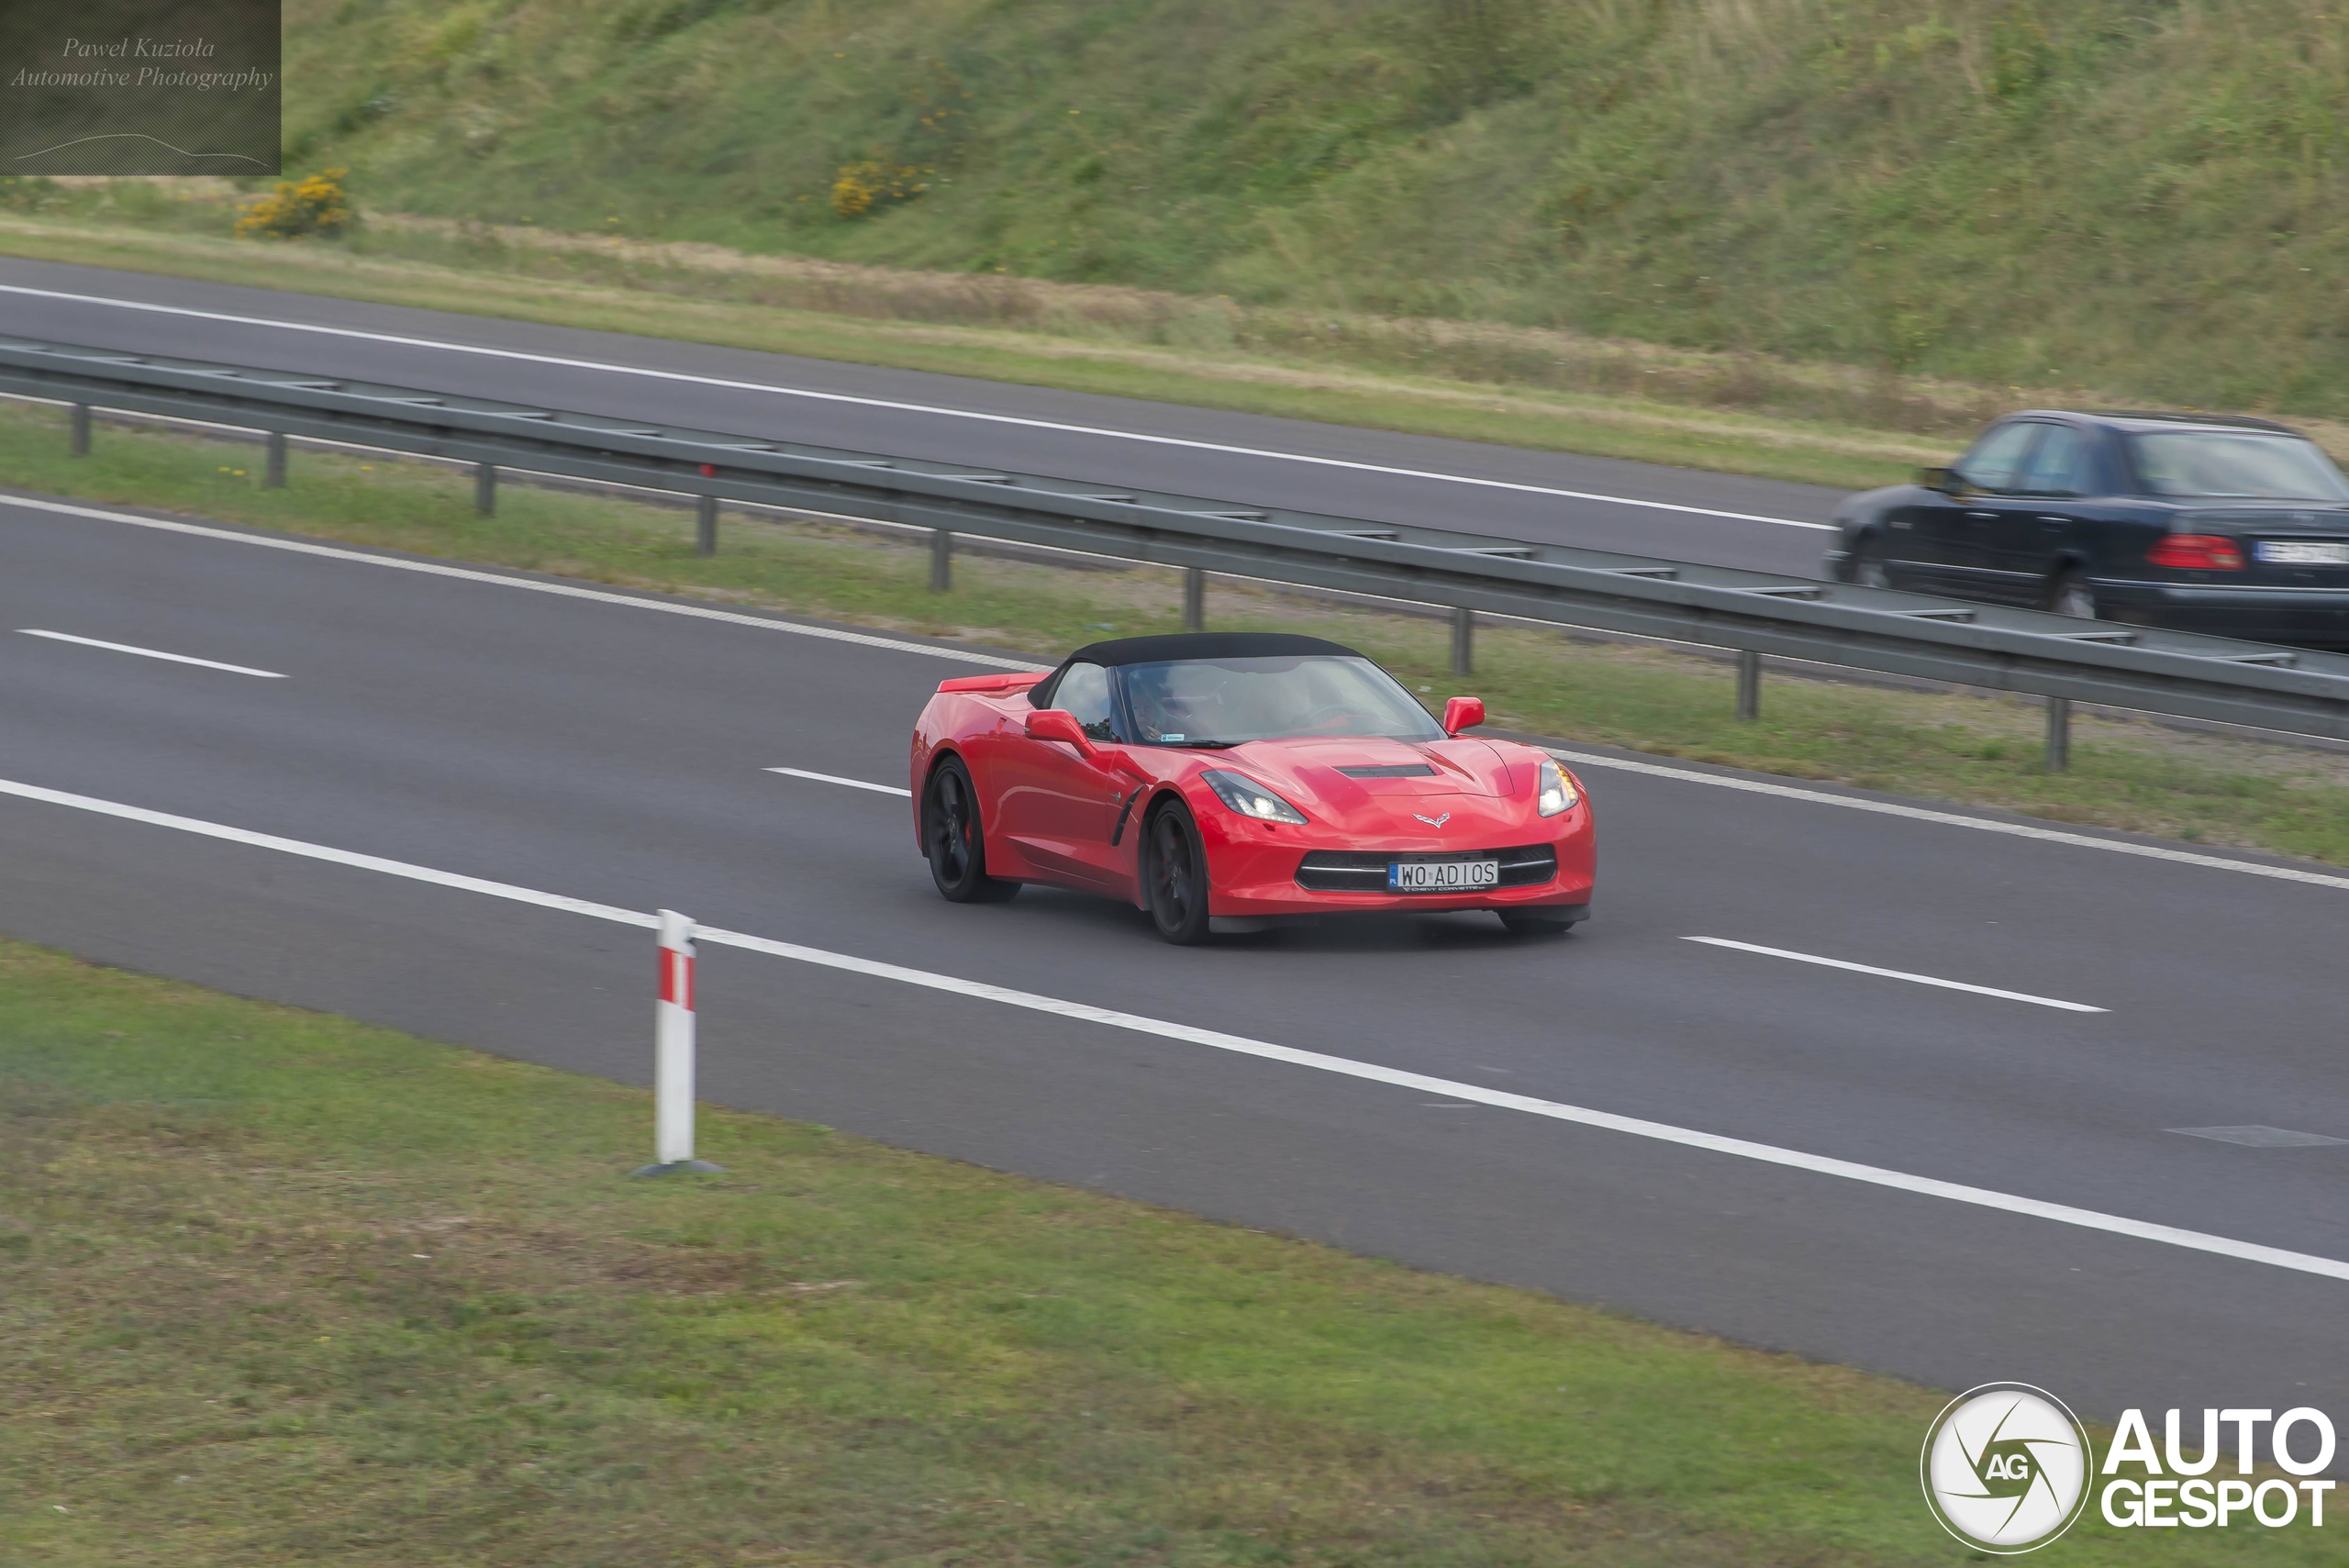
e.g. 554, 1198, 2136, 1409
1336, 763, 1438, 779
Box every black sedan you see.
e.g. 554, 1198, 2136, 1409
1824, 410, 2349, 648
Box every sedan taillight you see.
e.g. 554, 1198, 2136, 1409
2146, 533, 2246, 570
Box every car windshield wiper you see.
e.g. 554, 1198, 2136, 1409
1159, 738, 1244, 749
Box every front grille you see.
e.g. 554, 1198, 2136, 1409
1335, 763, 1438, 779
1296, 844, 1557, 893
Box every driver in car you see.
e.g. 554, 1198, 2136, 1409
1129, 665, 1232, 743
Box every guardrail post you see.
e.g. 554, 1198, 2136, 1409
1451, 606, 1474, 675
696, 493, 718, 557
930, 528, 952, 592
474, 462, 496, 517
1736, 650, 1762, 721
69, 402, 90, 457
2045, 696, 2071, 773
1184, 567, 1206, 632
264, 431, 286, 489
635, 909, 722, 1176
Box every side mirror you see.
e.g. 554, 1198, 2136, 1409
1025, 707, 1095, 757
1441, 696, 1486, 736
1919, 465, 1963, 495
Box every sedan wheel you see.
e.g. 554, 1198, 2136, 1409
2049, 570, 2099, 620
923, 758, 1019, 904
1143, 803, 1213, 945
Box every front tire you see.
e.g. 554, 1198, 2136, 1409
1141, 800, 1213, 945
2049, 569, 2099, 620
1853, 535, 1891, 590
922, 757, 1019, 904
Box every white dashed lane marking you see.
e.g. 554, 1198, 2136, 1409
766, 767, 912, 797
1684, 937, 2108, 1014
18, 628, 286, 678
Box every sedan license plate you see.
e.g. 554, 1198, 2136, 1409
2254, 539, 2349, 566
1388, 859, 1499, 893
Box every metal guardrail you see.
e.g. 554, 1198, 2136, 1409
7, 335, 2349, 754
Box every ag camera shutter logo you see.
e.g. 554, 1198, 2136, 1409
1920, 1383, 2093, 1553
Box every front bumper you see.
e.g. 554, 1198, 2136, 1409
1198, 807, 1597, 918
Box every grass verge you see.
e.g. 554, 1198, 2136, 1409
11, 397, 2349, 869
0, 937, 2316, 1565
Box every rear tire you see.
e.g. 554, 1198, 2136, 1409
1141, 801, 1213, 945
1497, 909, 1579, 937
2049, 569, 2099, 620
922, 757, 1019, 904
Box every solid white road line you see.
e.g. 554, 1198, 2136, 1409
1552, 748, 2349, 895
0, 495, 1046, 671
18, 628, 286, 678
0, 770, 2342, 1284
1684, 937, 2107, 1013
0, 774, 652, 928
767, 766, 912, 796
0, 283, 1832, 532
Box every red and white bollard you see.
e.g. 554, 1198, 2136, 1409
635, 908, 724, 1175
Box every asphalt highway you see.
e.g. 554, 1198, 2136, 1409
6, 488, 2347, 1441
0, 257, 1847, 575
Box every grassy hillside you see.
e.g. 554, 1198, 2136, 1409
261, 0, 2349, 417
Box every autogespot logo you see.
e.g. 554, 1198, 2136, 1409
1920, 1384, 2094, 1553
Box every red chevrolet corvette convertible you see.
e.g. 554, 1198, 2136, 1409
908, 632, 1594, 943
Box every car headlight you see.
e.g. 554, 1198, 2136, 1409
1201, 768, 1308, 825
1535, 759, 1580, 817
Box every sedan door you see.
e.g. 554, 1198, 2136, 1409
1882, 420, 2035, 594
1925, 420, 2046, 598
1982, 422, 2101, 605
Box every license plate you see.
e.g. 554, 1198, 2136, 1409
2254, 539, 2349, 565
1388, 859, 1499, 892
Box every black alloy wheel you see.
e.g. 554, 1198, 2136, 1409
1497, 908, 1579, 937
2048, 568, 2099, 620
1143, 801, 1213, 945
923, 757, 1019, 904
1853, 536, 1891, 590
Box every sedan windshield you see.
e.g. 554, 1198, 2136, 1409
1121, 655, 1443, 745
2130, 430, 2349, 501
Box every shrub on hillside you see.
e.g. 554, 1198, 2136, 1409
830, 161, 930, 219
235, 168, 355, 240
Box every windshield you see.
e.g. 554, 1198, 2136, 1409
2129, 430, 2349, 501
1120, 655, 1444, 745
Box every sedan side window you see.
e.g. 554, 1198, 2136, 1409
1954, 422, 2044, 495
1054, 662, 1121, 742
2015, 425, 2096, 497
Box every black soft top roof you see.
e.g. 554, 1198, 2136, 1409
1062, 632, 1360, 667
